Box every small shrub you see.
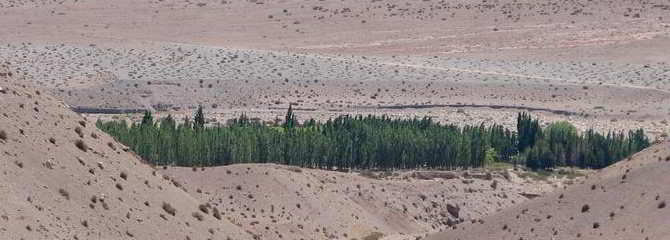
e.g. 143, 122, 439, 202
581, 204, 590, 213
362, 232, 384, 240
212, 208, 222, 220
359, 170, 379, 179
115, 183, 123, 191
120, 171, 128, 180
49, 137, 56, 144
192, 212, 204, 221
74, 127, 83, 138
0, 130, 7, 141
58, 189, 70, 200
107, 142, 116, 150
659, 201, 666, 209
75, 140, 88, 152
198, 204, 209, 214
162, 202, 176, 216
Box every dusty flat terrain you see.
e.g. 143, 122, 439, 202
0, 0, 669, 138
1, 0, 669, 61
426, 139, 670, 240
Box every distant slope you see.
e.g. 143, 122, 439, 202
160, 163, 563, 240
426, 140, 670, 240
0, 65, 251, 240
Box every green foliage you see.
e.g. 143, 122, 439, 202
97, 109, 517, 169
194, 105, 205, 130
97, 109, 650, 171
520, 118, 649, 170
283, 104, 297, 129
141, 110, 153, 127
516, 112, 541, 153
484, 147, 498, 166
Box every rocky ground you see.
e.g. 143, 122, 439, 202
1, 0, 669, 239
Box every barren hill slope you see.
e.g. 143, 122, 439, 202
426, 140, 670, 240
160, 163, 566, 240
0, 65, 252, 240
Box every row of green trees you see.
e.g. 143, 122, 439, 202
96, 108, 650, 170
517, 113, 649, 169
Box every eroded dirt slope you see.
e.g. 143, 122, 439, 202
161, 164, 568, 240
0, 65, 252, 240
426, 140, 670, 240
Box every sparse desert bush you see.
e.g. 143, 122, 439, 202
107, 142, 116, 150
359, 170, 379, 179
120, 171, 128, 180
162, 202, 176, 216
198, 204, 209, 214
0, 130, 7, 141
192, 212, 204, 221
362, 232, 384, 240
581, 204, 590, 213
58, 188, 70, 200
659, 201, 666, 209
212, 207, 222, 220
75, 126, 83, 138
75, 139, 88, 152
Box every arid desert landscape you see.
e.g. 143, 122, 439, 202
1, 0, 670, 239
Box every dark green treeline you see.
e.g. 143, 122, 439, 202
96, 108, 649, 170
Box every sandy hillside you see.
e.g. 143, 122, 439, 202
1, 63, 581, 240
426, 140, 670, 240
0, 65, 252, 240
160, 163, 572, 240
